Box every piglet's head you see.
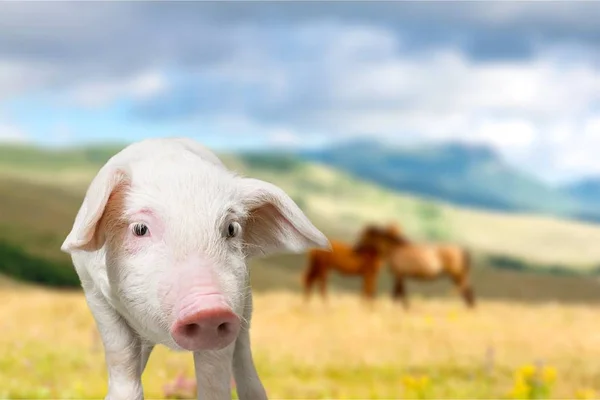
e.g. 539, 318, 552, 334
61, 152, 329, 352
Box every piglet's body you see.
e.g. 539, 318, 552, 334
61, 137, 329, 400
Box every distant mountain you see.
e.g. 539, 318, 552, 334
562, 178, 600, 222
297, 139, 600, 221
564, 177, 600, 204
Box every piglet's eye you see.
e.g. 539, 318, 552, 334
226, 221, 241, 239
132, 223, 149, 237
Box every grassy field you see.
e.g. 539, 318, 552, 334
2, 144, 600, 399
0, 285, 598, 399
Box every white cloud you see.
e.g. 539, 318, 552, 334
472, 119, 537, 150
268, 128, 302, 147
211, 114, 274, 133
245, 26, 599, 182
1, 15, 599, 182
548, 117, 600, 178
210, 114, 303, 147
583, 118, 600, 138
68, 71, 167, 108
319, 45, 600, 133
50, 123, 74, 145
0, 123, 28, 143
0, 61, 57, 101
164, 23, 598, 182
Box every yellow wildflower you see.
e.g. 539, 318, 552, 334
508, 380, 531, 399
402, 375, 417, 389
447, 310, 458, 321
513, 373, 528, 387
575, 388, 597, 399
515, 364, 537, 381
542, 366, 557, 384
402, 374, 430, 394
418, 375, 430, 388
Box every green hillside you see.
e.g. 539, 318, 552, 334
2, 143, 600, 303
0, 143, 123, 170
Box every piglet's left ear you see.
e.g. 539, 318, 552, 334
237, 177, 330, 258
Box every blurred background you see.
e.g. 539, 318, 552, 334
1, 2, 600, 399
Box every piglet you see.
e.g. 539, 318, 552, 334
60, 137, 329, 400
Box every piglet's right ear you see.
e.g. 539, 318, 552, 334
237, 177, 330, 258
61, 166, 129, 254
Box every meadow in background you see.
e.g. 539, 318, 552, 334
1, 145, 600, 399
1, 2, 600, 399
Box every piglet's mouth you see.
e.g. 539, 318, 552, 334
170, 293, 240, 351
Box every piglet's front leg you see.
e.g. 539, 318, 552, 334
194, 344, 235, 400
232, 327, 268, 400
231, 290, 267, 400
84, 291, 145, 400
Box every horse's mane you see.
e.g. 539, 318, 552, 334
387, 232, 411, 246
383, 225, 411, 246
352, 223, 414, 256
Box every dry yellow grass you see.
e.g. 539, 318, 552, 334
0, 285, 598, 399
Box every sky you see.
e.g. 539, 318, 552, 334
0, 2, 599, 183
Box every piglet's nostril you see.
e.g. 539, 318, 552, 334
183, 323, 200, 337
217, 322, 230, 335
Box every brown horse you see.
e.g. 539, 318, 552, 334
303, 226, 387, 302
354, 224, 476, 309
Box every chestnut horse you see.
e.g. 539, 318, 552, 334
354, 224, 476, 309
303, 226, 387, 302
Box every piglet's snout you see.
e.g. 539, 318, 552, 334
171, 294, 240, 351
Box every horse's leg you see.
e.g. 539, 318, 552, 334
392, 276, 409, 310
361, 269, 378, 309
461, 279, 476, 308
303, 253, 320, 303
458, 248, 476, 308
318, 268, 329, 303
463, 284, 476, 308
303, 268, 315, 303
304, 274, 314, 303
451, 274, 476, 309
